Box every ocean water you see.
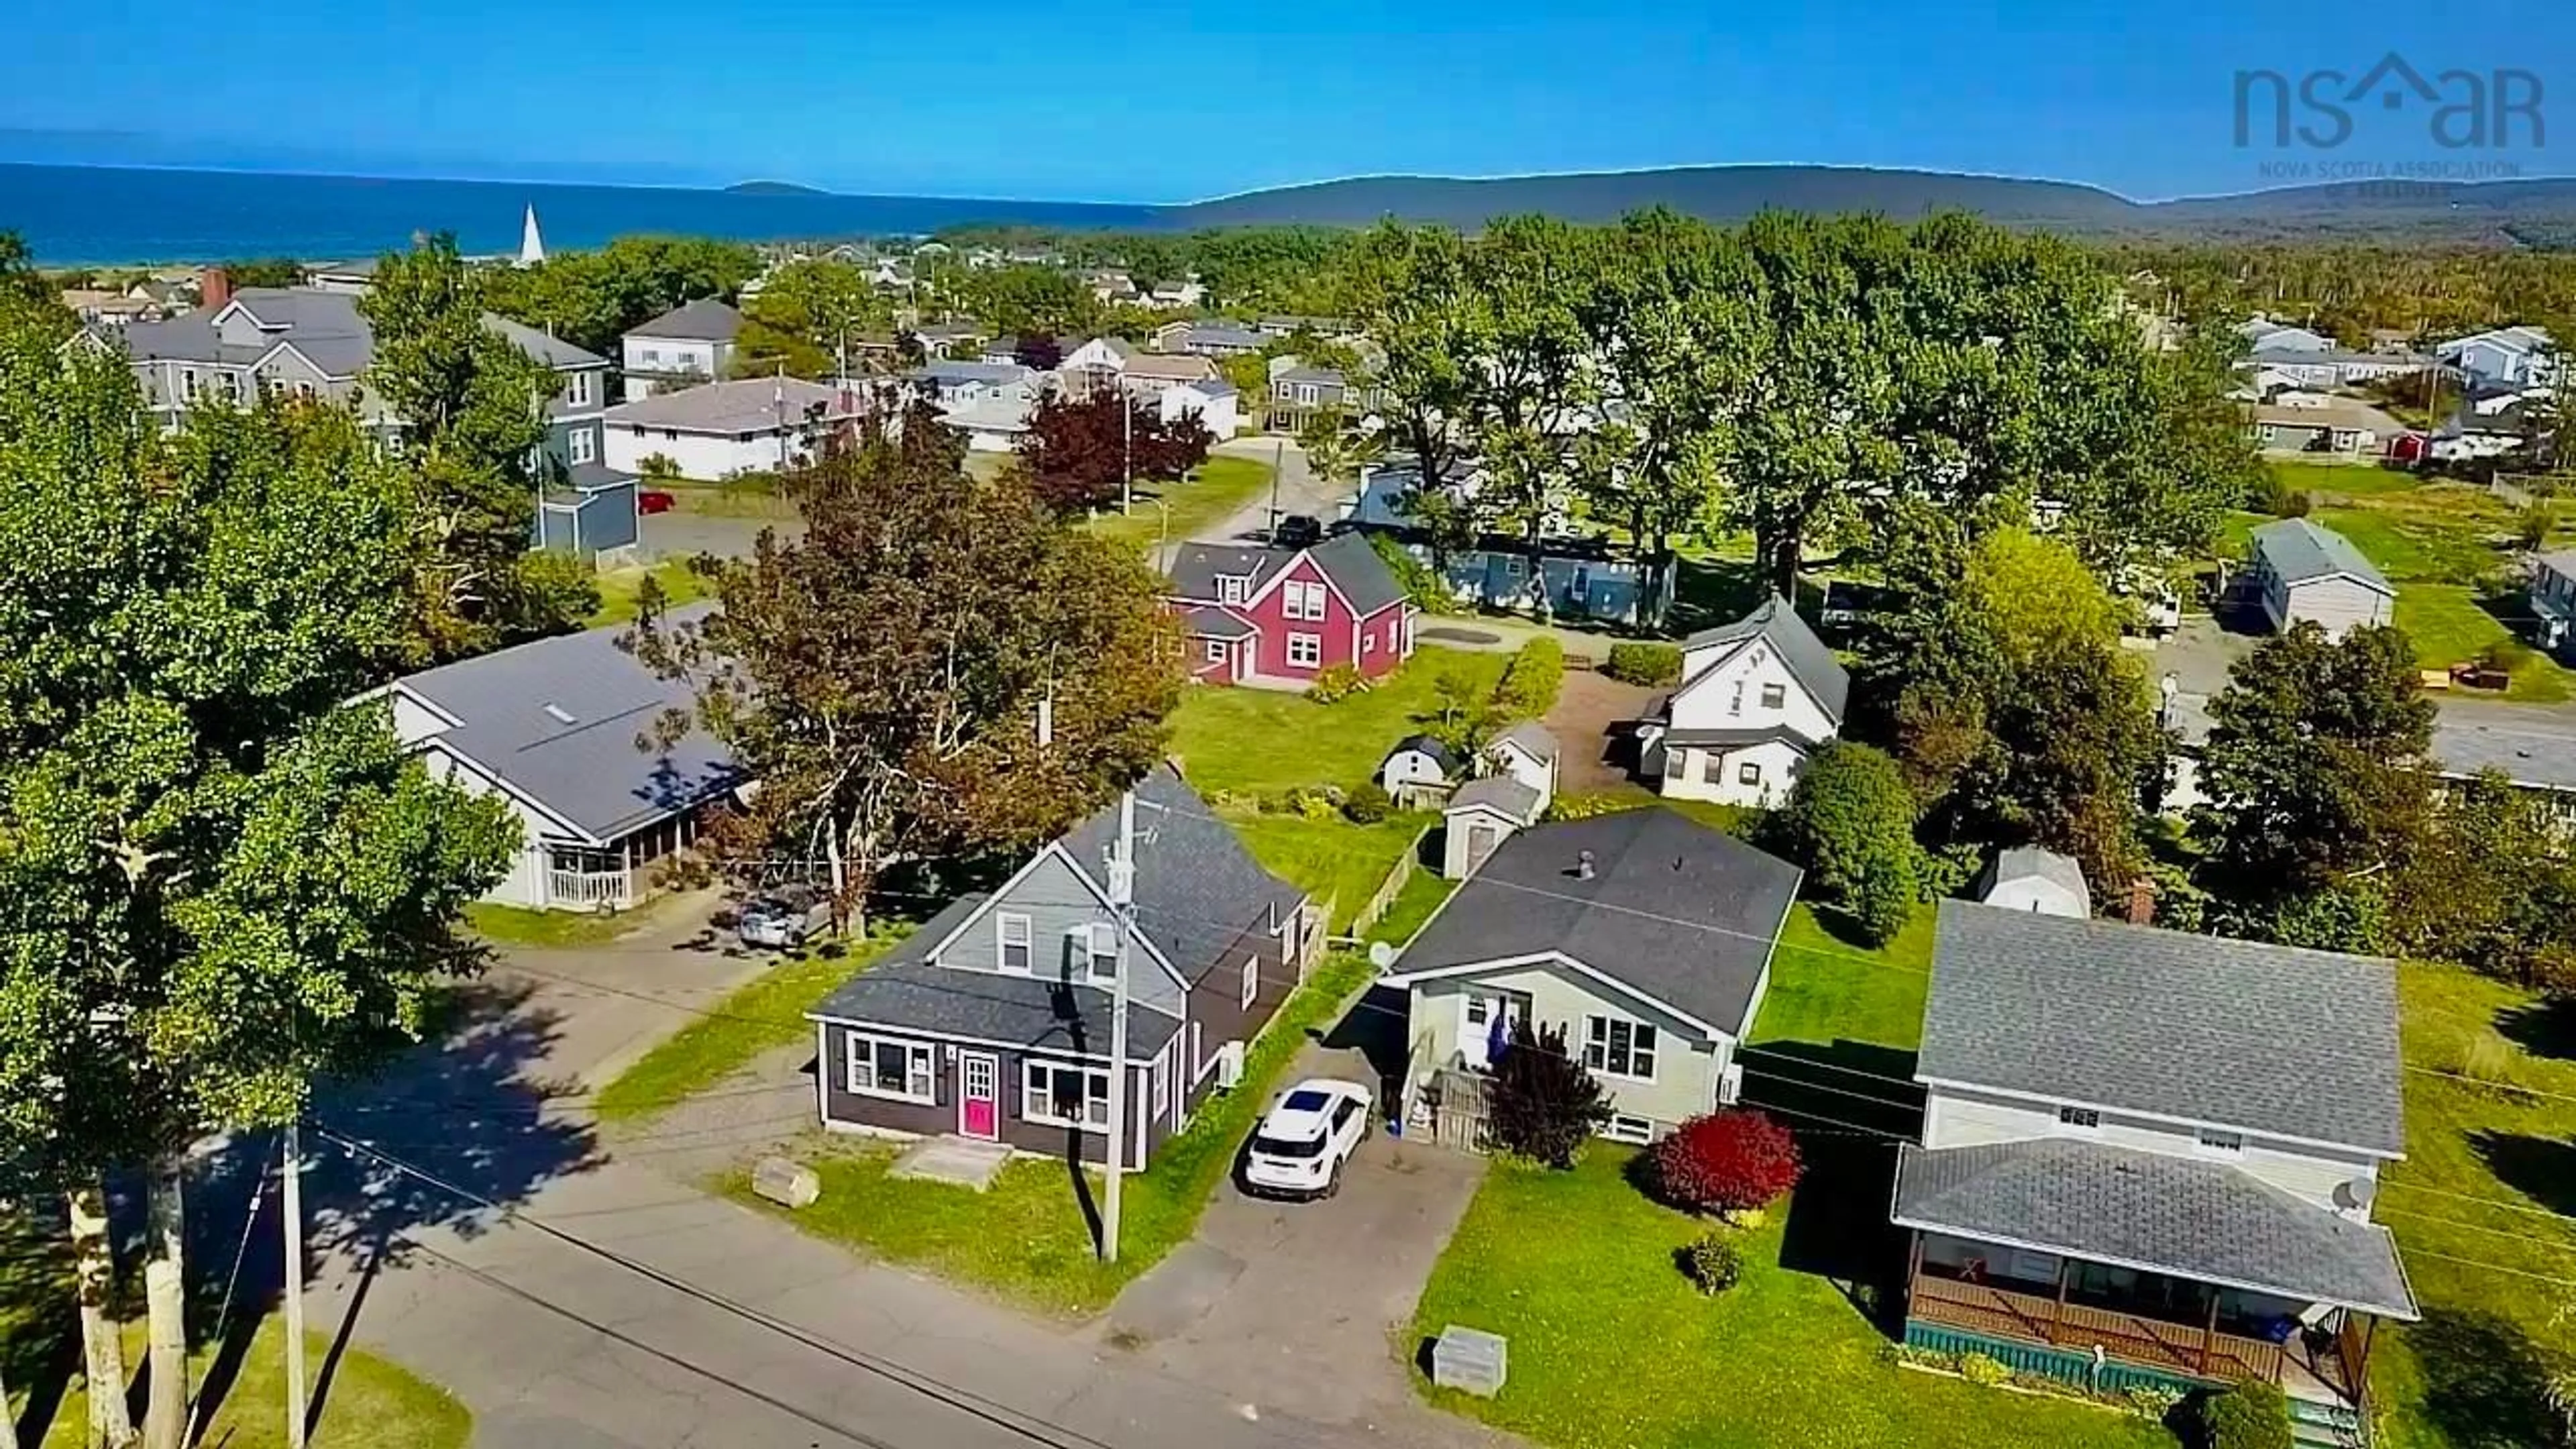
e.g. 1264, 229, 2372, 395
0, 163, 1164, 264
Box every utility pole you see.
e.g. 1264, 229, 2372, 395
1122, 395, 1134, 515
1269, 435, 1285, 541
1099, 790, 1135, 1264
282, 1124, 308, 1449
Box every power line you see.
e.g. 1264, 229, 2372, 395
313, 1125, 1119, 1449
2381, 1177, 2576, 1222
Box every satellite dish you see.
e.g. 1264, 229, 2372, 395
1367, 941, 1397, 970
2334, 1178, 2377, 1212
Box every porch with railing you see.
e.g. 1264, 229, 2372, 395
547, 862, 637, 911
1907, 1260, 2373, 1409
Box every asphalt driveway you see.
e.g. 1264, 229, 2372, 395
1102, 1042, 1496, 1442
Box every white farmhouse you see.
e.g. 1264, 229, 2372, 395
619, 299, 744, 401
1636, 595, 1849, 807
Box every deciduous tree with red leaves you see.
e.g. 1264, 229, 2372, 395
1018, 388, 1214, 514
1645, 1108, 1804, 1214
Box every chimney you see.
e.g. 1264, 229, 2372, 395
2126, 877, 2157, 926
1574, 849, 1596, 881
200, 266, 231, 312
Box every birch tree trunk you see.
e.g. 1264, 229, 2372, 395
142, 1161, 186, 1449
66, 1178, 137, 1449
0, 1347, 19, 1449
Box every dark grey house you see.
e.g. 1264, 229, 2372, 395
807, 765, 1318, 1167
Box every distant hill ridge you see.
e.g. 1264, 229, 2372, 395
1166, 164, 2576, 242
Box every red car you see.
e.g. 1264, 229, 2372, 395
638, 489, 676, 515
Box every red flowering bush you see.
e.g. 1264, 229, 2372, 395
1646, 1109, 1803, 1214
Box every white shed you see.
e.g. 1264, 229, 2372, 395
1381, 733, 1464, 808
1972, 847, 2091, 919
1442, 776, 1544, 879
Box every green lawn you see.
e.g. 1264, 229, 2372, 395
1087, 455, 1275, 552
1232, 812, 1430, 930
1365, 859, 1458, 948
32, 1320, 469, 1449
1168, 646, 1509, 797
1411, 1152, 2171, 1449
1750, 902, 1934, 1052
594, 930, 904, 1124
463, 893, 699, 949
661, 479, 798, 521
588, 557, 710, 628
2271, 459, 2422, 500
2366, 960, 2576, 1449
729, 952, 1375, 1317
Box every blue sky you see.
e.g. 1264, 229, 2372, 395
1, 0, 2568, 202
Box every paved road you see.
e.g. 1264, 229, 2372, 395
254, 910, 1493, 1449
1208, 438, 1333, 546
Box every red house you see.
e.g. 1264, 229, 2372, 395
1166, 533, 1417, 688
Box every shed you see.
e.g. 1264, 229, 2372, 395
2247, 519, 2396, 641
1485, 722, 1562, 808
1381, 734, 1464, 807
1970, 846, 2090, 919
1442, 776, 1545, 879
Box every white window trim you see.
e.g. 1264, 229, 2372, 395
1287, 632, 1322, 667
1240, 955, 1258, 1010
2057, 1105, 2103, 1132
1203, 639, 1227, 662
1081, 920, 1118, 983
1604, 1114, 1656, 1145
845, 1032, 938, 1105
1219, 575, 1247, 605
2196, 1127, 2246, 1157
1737, 761, 1762, 786
568, 427, 597, 465
565, 371, 593, 408
1582, 1014, 1659, 1083
996, 911, 1032, 973
1022, 1059, 1112, 1132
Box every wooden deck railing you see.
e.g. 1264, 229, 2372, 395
1909, 1273, 2288, 1385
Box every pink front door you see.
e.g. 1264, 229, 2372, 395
959, 1052, 1000, 1139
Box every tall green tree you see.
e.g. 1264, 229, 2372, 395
2196, 622, 2434, 912
629, 407, 1179, 923
482, 235, 761, 356
0, 330, 517, 1449
737, 258, 893, 378
1770, 741, 1922, 945
360, 233, 586, 656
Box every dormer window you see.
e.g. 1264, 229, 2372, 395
1218, 575, 1247, 605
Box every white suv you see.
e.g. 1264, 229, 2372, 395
1242, 1079, 1373, 1200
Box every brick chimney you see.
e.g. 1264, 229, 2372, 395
2126, 877, 2157, 926
199, 266, 231, 313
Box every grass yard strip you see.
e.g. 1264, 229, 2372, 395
1087, 455, 1274, 552
1168, 646, 1509, 798
1750, 902, 1933, 1052
728, 952, 1377, 1317
1231, 812, 1430, 930
1410, 1152, 2169, 1449
464, 892, 698, 949
593, 930, 905, 1124
588, 557, 710, 627
1366, 863, 1458, 948
34, 1320, 470, 1449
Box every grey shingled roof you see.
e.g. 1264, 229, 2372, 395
2432, 700, 2576, 791
1921, 902, 2404, 1155
810, 896, 1181, 1057
2251, 519, 2394, 596
122, 287, 604, 374
1058, 765, 1307, 986
389, 605, 736, 841
1165, 533, 1406, 619
1490, 721, 1560, 765
628, 298, 744, 343
1974, 847, 2090, 909
1446, 775, 1542, 824
1658, 723, 1817, 751
602, 377, 855, 433
1678, 594, 1851, 724
1894, 1138, 2417, 1319
1396, 809, 1801, 1035
1181, 606, 1256, 641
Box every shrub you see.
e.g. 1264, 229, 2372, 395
1545, 792, 1641, 823
1644, 1109, 1805, 1214
1768, 741, 1921, 946
2123, 1385, 2186, 1422
1958, 1353, 2012, 1387
2260, 472, 2312, 519
1485, 1021, 1611, 1167
2483, 637, 2537, 676
1681, 1233, 1743, 1297
1342, 782, 1392, 824
1495, 637, 1565, 717
1368, 531, 1452, 611
1306, 663, 1367, 703
2187, 1380, 2293, 1449
1603, 641, 1684, 687
2520, 501, 2555, 551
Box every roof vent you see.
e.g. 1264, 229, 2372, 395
1574, 850, 1596, 881
542, 703, 576, 724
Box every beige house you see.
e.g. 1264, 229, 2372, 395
1386, 808, 1802, 1144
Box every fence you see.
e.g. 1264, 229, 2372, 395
1347, 824, 1434, 936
